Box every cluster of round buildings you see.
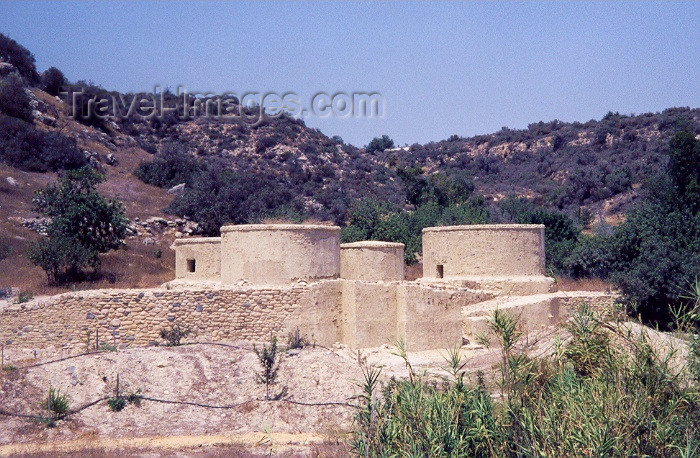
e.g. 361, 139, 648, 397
174, 223, 550, 290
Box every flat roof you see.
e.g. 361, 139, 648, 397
341, 241, 405, 249
173, 237, 222, 245
422, 224, 545, 233
221, 224, 340, 232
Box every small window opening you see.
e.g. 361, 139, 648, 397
187, 259, 196, 273
436, 264, 444, 279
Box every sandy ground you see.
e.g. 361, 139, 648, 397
1, 321, 684, 456
0, 340, 511, 456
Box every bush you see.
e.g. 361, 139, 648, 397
17, 290, 34, 303
0, 72, 33, 122
107, 390, 142, 412
286, 327, 309, 350
134, 152, 203, 188
159, 325, 189, 346
607, 198, 700, 326
41, 66, 66, 96
351, 308, 700, 456
107, 397, 126, 412
563, 233, 613, 279
0, 114, 86, 172
342, 198, 488, 263
0, 238, 10, 261
28, 167, 127, 284
28, 233, 95, 284
0, 33, 39, 83
43, 386, 69, 423
366, 135, 394, 154
254, 336, 280, 400
512, 207, 581, 274
166, 167, 298, 235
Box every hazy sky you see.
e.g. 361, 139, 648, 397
1, 1, 698, 146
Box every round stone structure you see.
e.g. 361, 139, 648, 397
220, 224, 341, 286
340, 241, 405, 281
174, 237, 221, 281
422, 224, 546, 279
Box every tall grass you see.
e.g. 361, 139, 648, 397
351, 305, 700, 457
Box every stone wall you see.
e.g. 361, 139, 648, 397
174, 237, 221, 281
0, 283, 316, 361
0, 279, 497, 359
220, 224, 341, 286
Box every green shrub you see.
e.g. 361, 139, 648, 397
17, 290, 33, 303
134, 152, 203, 188
0, 33, 39, 83
98, 342, 116, 352
0, 72, 32, 122
28, 167, 127, 284
28, 233, 95, 285
107, 389, 141, 412
0, 239, 10, 261
43, 387, 69, 422
106, 396, 126, 412
0, 114, 86, 172
159, 325, 189, 346
286, 327, 309, 350
40, 67, 65, 96
514, 208, 580, 274
366, 135, 394, 154
254, 336, 279, 400
352, 308, 700, 457
342, 198, 488, 264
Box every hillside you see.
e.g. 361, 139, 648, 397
123, 99, 699, 227
1, 82, 698, 294
378, 108, 700, 218
0, 88, 178, 295
0, 34, 698, 296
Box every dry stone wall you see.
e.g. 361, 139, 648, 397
0, 284, 316, 361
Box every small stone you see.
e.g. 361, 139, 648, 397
195, 304, 203, 312
86, 312, 96, 320
167, 183, 186, 195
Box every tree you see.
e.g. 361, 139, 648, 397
366, 135, 394, 153
254, 337, 279, 400
602, 132, 700, 326
29, 167, 127, 284
41, 67, 66, 96
0, 33, 39, 83
0, 72, 33, 122
669, 130, 700, 212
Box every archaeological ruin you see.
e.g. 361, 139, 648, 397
0, 224, 616, 361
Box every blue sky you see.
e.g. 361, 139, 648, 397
1, 1, 698, 146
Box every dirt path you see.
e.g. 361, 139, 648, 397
0, 431, 332, 456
